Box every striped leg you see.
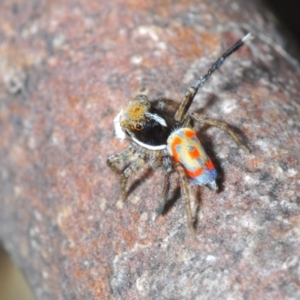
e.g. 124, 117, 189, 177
155, 172, 170, 217
176, 163, 196, 237
120, 157, 145, 201
107, 148, 135, 173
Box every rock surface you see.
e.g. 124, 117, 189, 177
0, 0, 300, 299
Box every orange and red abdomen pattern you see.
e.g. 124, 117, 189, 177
167, 128, 217, 186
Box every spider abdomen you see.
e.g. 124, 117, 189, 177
167, 128, 217, 188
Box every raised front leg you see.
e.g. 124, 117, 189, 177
174, 33, 254, 123
191, 113, 250, 152
174, 87, 197, 123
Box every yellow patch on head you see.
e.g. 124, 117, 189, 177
123, 98, 149, 122
128, 102, 146, 121
119, 95, 151, 130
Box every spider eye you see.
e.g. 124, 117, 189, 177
135, 123, 143, 130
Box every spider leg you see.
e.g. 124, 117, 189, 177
155, 172, 170, 217
154, 154, 172, 218
149, 150, 163, 170
107, 147, 136, 173
176, 163, 196, 237
191, 113, 250, 152
174, 87, 197, 123
120, 157, 145, 201
175, 33, 254, 123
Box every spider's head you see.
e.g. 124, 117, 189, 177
119, 95, 152, 133
113, 95, 171, 149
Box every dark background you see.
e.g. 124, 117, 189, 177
264, 0, 300, 46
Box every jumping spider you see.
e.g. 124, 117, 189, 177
107, 33, 254, 236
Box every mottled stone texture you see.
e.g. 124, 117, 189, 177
0, 0, 299, 299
